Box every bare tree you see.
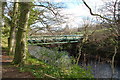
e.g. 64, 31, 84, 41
29, 2, 66, 36
82, 0, 120, 76
76, 19, 96, 65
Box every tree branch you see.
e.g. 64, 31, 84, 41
113, 0, 118, 22
31, 4, 57, 16
82, 0, 114, 22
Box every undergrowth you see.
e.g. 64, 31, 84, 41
19, 56, 94, 78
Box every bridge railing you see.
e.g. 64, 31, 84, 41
28, 35, 83, 45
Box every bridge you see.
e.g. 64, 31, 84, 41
28, 35, 83, 45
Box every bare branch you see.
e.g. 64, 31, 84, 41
113, 0, 118, 21
82, 0, 114, 22
31, 3, 57, 16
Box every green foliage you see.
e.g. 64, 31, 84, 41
19, 56, 93, 78
1, 37, 8, 48
2, 25, 10, 37
28, 7, 39, 26
20, 47, 93, 78
1, 23, 10, 48
19, 57, 65, 78
65, 65, 93, 78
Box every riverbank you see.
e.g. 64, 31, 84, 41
2, 47, 93, 78
29, 45, 120, 78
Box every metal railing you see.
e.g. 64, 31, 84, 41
28, 35, 83, 45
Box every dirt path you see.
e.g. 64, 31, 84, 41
2, 50, 34, 78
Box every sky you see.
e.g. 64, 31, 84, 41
5, 0, 117, 28
56, 0, 104, 28
31, 0, 106, 28
33, 0, 104, 29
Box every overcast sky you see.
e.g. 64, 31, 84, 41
57, 0, 104, 28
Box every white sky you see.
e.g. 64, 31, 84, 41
57, 0, 104, 28
5, 0, 118, 28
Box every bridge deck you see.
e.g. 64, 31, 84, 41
28, 35, 83, 45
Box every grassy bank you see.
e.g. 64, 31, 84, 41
19, 56, 93, 78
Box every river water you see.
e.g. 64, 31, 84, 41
80, 60, 120, 78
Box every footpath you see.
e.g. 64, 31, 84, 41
1, 50, 34, 78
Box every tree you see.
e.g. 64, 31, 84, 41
13, 2, 31, 65
2, 2, 19, 55
1, 1, 66, 65
82, 0, 120, 76
82, 0, 119, 35
8, 2, 19, 55
76, 19, 96, 65
28, 2, 66, 36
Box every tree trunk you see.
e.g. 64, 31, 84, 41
8, 2, 19, 55
111, 45, 117, 78
76, 45, 82, 65
13, 2, 30, 65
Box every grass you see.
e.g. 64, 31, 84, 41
19, 56, 94, 78
19, 56, 64, 78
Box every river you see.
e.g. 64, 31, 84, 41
80, 60, 120, 78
